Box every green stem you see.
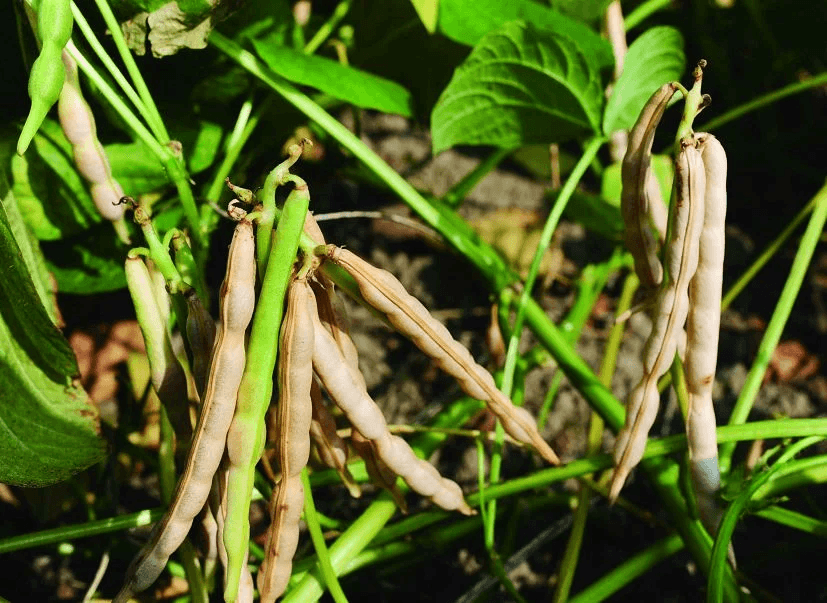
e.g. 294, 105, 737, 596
442, 147, 513, 207
301, 468, 349, 603
69, 4, 149, 128
754, 505, 827, 538
708, 437, 825, 603
569, 534, 684, 602
553, 269, 638, 603
721, 194, 816, 310
304, 0, 352, 55
222, 183, 309, 601
500, 136, 605, 399
703, 71, 827, 133
480, 138, 602, 595
623, 0, 673, 31
719, 179, 827, 474
64, 40, 166, 160
90, 0, 170, 141
0, 508, 164, 554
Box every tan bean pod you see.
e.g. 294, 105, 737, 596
310, 289, 474, 516
686, 133, 727, 535
621, 82, 679, 288
125, 255, 192, 446
350, 427, 407, 512
309, 378, 361, 498
57, 51, 125, 222
115, 220, 256, 603
325, 246, 559, 466
185, 291, 217, 400
258, 277, 316, 603
610, 140, 706, 501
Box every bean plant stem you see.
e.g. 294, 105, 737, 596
708, 437, 825, 602
442, 147, 513, 207
89, 0, 170, 141
301, 468, 349, 603
553, 269, 639, 603
568, 533, 684, 602
719, 179, 827, 474
68, 4, 147, 127
304, 0, 352, 55
703, 71, 827, 133
623, 0, 673, 31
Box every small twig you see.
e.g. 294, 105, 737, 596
82, 549, 110, 603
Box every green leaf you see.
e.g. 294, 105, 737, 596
550, 0, 614, 24
431, 20, 604, 153
185, 120, 223, 174
105, 141, 168, 195
0, 203, 105, 486
410, 0, 439, 33
43, 224, 129, 294
438, 0, 614, 69
250, 38, 414, 117
603, 26, 685, 135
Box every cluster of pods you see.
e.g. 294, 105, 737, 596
612, 63, 729, 539
117, 164, 559, 602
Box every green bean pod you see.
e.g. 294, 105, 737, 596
18, 0, 73, 155
222, 182, 309, 602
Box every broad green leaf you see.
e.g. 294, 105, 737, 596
43, 224, 129, 294
105, 141, 168, 195
438, 0, 614, 69
250, 38, 414, 117
603, 26, 685, 135
185, 120, 223, 174
0, 130, 57, 322
410, 0, 439, 33
551, 0, 614, 24
431, 21, 604, 153
0, 203, 105, 486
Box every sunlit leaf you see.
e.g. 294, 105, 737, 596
603, 26, 685, 135
432, 20, 604, 153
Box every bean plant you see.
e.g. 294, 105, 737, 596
2, 0, 827, 601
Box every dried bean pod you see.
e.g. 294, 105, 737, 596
185, 291, 216, 400
621, 82, 679, 288
350, 427, 407, 512
610, 140, 707, 501
125, 255, 192, 445
686, 133, 727, 535
115, 220, 256, 603
326, 246, 559, 466
57, 51, 126, 222
309, 378, 361, 498
258, 277, 316, 603
310, 292, 474, 516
